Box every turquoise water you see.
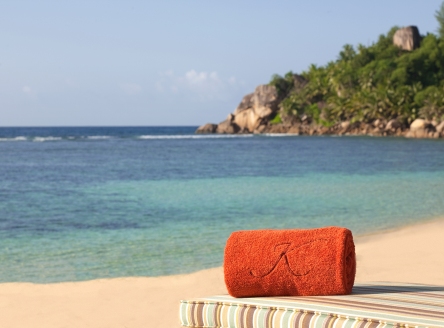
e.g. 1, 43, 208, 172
1, 127, 444, 282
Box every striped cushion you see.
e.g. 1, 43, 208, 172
180, 282, 444, 328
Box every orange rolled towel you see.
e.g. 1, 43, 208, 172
224, 226, 356, 297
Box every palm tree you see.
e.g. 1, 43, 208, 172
435, 1, 444, 39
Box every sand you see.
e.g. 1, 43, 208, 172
1, 218, 443, 327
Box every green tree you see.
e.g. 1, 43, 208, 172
436, 1, 444, 39
269, 3, 444, 126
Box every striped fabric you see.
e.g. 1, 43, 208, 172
180, 282, 444, 328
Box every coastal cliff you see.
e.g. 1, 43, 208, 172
197, 25, 444, 138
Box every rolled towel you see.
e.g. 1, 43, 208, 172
224, 226, 356, 297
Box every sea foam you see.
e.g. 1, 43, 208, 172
0, 136, 27, 142
137, 134, 253, 139
32, 136, 63, 142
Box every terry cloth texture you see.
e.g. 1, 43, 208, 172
224, 227, 356, 297
179, 282, 444, 328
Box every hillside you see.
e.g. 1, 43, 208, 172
197, 25, 444, 138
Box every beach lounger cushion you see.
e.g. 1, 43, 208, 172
180, 282, 444, 328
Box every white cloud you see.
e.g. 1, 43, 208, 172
184, 70, 219, 85
121, 83, 142, 95
155, 70, 243, 101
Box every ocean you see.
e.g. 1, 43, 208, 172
1, 126, 444, 283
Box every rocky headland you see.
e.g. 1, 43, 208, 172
197, 25, 444, 139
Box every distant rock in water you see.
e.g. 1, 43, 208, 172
393, 26, 421, 51
216, 119, 240, 134
196, 123, 217, 134
410, 118, 428, 131
196, 84, 280, 134
233, 84, 280, 132
406, 118, 438, 138
436, 121, 444, 134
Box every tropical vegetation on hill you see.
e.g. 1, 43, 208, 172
269, 3, 444, 127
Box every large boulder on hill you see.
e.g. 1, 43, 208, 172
233, 108, 262, 132
233, 93, 253, 115
252, 85, 280, 118
393, 26, 421, 51
196, 123, 217, 134
229, 84, 280, 133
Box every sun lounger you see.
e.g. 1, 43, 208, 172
180, 282, 444, 327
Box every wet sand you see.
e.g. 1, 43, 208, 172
1, 218, 443, 327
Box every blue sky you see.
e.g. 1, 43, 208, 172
1, 0, 442, 126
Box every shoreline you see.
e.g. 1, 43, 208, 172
352, 214, 444, 239
1, 217, 444, 327
4, 214, 443, 284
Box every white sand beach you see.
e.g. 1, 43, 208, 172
1, 218, 443, 328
